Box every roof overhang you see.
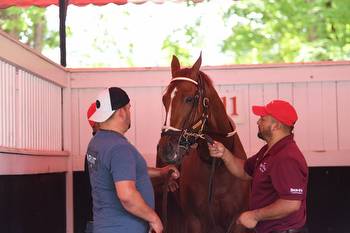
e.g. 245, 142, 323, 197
0, 0, 203, 8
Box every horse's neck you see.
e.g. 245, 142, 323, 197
206, 90, 234, 151
206, 88, 247, 159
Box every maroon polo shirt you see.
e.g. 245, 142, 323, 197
244, 134, 308, 233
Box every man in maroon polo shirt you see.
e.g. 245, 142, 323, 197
208, 100, 308, 233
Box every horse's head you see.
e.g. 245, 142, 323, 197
157, 54, 232, 165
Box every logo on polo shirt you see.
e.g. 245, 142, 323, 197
259, 162, 267, 173
290, 188, 303, 194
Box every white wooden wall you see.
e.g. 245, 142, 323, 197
0, 32, 69, 175
71, 86, 166, 169
70, 63, 350, 169
2, 30, 350, 171
0, 60, 16, 148
0, 59, 64, 162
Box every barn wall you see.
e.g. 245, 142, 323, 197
70, 62, 350, 170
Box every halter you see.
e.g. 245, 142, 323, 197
160, 75, 236, 164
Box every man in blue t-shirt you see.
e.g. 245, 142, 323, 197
87, 87, 179, 233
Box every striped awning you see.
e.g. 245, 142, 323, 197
0, 0, 203, 8
0, 0, 204, 67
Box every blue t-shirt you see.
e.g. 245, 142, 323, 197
86, 130, 154, 233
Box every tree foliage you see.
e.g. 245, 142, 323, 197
162, 18, 203, 66
221, 0, 350, 63
0, 7, 59, 52
1, 1, 349, 66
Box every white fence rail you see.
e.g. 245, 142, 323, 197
0, 60, 16, 148
0, 60, 63, 151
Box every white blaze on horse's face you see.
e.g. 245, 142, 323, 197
166, 87, 177, 127
166, 85, 196, 130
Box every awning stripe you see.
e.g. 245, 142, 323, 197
0, 0, 203, 8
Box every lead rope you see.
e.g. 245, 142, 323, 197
161, 170, 176, 233
161, 178, 169, 232
206, 117, 239, 233
198, 76, 220, 233
208, 157, 218, 232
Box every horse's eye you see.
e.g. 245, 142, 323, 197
185, 96, 193, 103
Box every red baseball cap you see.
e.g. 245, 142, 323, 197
87, 102, 97, 128
252, 100, 298, 126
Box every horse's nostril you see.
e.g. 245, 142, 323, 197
165, 144, 171, 155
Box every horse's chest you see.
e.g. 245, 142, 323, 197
180, 152, 233, 212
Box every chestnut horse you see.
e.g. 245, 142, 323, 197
156, 55, 250, 233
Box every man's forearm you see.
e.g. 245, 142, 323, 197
148, 167, 162, 178
120, 188, 159, 223
148, 165, 179, 180
116, 181, 161, 224
222, 150, 251, 180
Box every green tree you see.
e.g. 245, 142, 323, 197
221, 0, 350, 63
162, 18, 203, 66
0, 7, 59, 52
160, 1, 206, 66
89, 11, 135, 67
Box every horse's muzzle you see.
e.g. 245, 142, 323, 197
157, 136, 187, 164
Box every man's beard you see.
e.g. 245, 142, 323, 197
257, 131, 264, 140
257, 126, 272, 141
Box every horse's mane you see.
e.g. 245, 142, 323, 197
198, 70, 214, 89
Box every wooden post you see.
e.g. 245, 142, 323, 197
59, 0, 67, 67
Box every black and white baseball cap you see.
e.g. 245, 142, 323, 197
89, 87, 130, 123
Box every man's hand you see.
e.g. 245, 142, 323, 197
166, 179, 179, 192
208, 141, 226, 159
161, 165, 180, 192
236, 210, 259, 229
161, 165, 180, 180
149, 215, 163, 233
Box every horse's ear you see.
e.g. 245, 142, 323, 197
171, 55, 181, 77
191, 52, 202, 81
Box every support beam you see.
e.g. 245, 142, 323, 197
59, 0, 67, 67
